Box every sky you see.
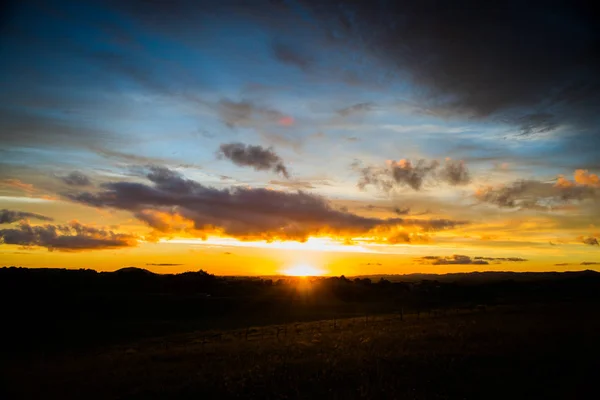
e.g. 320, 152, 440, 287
1, 0, 600, 275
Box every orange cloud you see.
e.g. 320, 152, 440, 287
574, 169, 600, 187
556, 169, 600, 188
554, 175, 575, 188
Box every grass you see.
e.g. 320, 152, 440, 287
4, 303, 600, 399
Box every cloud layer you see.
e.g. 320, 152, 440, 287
303, 1, 600, 125
67, 166, 467, 242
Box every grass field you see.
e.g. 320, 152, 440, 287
4, 302, 599, 399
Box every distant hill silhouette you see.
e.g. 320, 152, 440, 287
113, 267, 155, 275
352, 270, 600, 283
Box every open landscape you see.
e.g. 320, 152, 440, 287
3, 267, 600, 399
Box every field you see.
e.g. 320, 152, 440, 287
4, 302, 600, 399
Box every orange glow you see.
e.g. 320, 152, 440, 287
281, 263, 325, 276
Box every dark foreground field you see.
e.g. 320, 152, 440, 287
4, 302, 600, 399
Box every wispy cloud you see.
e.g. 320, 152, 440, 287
356, 158, 470, 192
60, 171, 91, 186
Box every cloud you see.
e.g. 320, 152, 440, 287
60, 171, 91, 186
580, 237, 599, 246
514, 113, 559, 137
269, 179, 332, 190
0, 221, 137, 251
269, 180, 314, 190
393, 207, 411, 215
574, 170, 600, 188
555, 263, 571, 266
217, 99, 291, 129
94, 148, 199, 168
66, 166, 467, 242
1, 179, 36, 194
473, 257, 528, 262
0, 209, 54, 224
218, 143, 289, 178
337, 102, 374, 117
146, 263, 184, 266
272, 42, 313, 71
476, 172, 599, 209
302, 2, 600, 121
438, 160, 471, 186
386, 231, 431, 244
581, 262, 600, 266
112, 1, 600, 130
356, 158, 470, 192
417, 255, 489, 265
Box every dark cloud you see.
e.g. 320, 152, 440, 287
581, 262, 600, 266
146, 263, 183, 266
394, 207, 411, 216
356, 158, 470, 192
357, 159, 438, 191
114, 1, 600, 124
66, 166, 467, 242
272, 42, 313, 71
337, 102, 374, 117
301, 1, 600, 122
419, 255, 530, 264
0, 221, 137, 251
514, 113, 559, 137
417, 255, 489, 265
386, 231, 431, 244
473, 257, 528, 262
218, 143, 289, 178
581, 237, 599, 246
60, 171, 91, 186
555, 263, 571, 266
0, 209, 54, 224
438, 160, 471, 186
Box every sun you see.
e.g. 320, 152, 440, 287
281, 263, 325, 277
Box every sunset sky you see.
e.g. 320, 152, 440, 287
1, 1, 599, 275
